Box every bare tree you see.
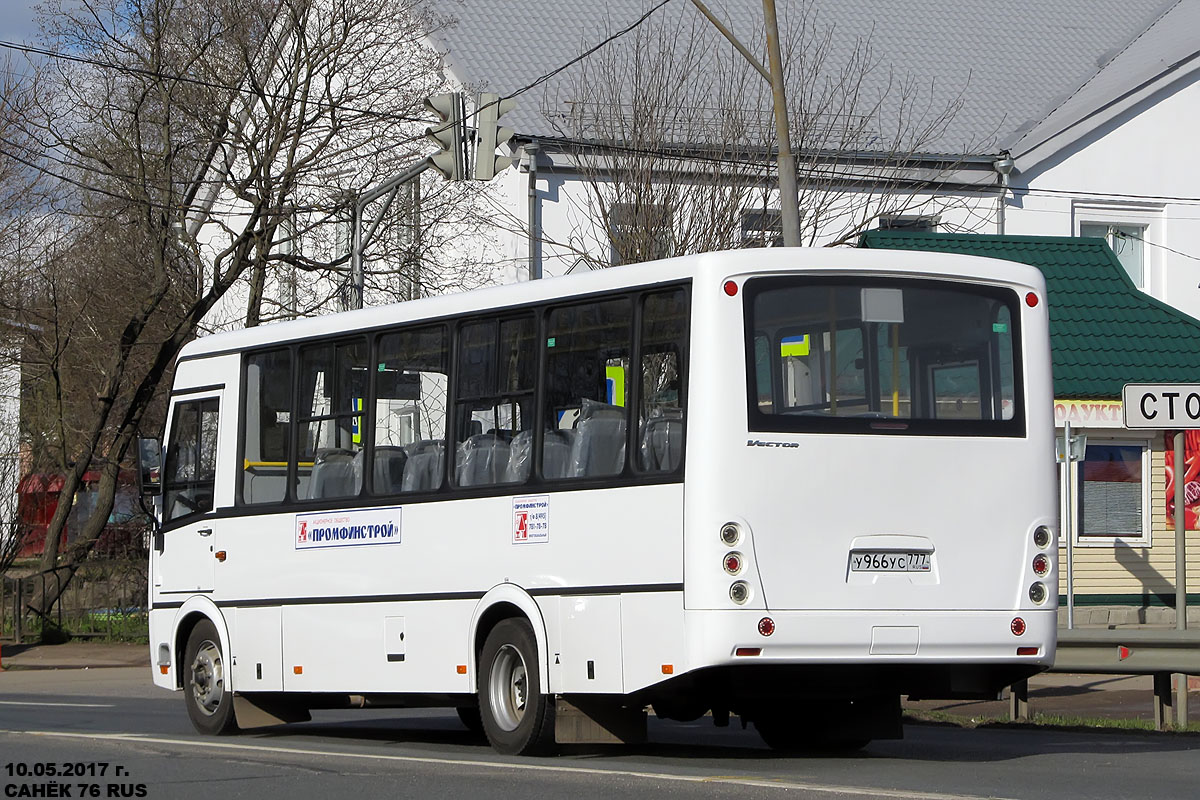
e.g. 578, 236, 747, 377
0, 0, 458, 618
541, 2, 981, 266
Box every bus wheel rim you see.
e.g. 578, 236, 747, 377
488, 644, 527, 731
190, 640, 224, 715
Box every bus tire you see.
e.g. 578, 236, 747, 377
183, 619, 239, 736
478, 618, 554, 755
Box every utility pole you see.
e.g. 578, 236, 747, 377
689, 0, 801, 245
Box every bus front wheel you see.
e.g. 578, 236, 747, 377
478, 618, 555, 755
183, 618, 239, 735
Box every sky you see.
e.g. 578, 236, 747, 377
0, 1, 40, 43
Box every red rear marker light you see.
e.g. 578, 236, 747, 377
723, 552, 743, 575
724, 280, 739, 296
1017, 647, 1039, 656
735, 647, 762, 656
1032, 554, 1050, 576
757, 617, 775, 636
1011, 617, 1027, 636
1025, 292, 1039, 307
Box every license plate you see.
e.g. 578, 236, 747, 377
849, 551, 931, 572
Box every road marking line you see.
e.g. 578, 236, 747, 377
0, 701, 115, 708
20, 730, 1018, 800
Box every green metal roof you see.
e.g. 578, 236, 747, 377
858, 231, 1200, 399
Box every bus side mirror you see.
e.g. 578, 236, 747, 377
137, 436, 162, 498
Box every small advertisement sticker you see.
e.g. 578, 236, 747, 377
295, 506, 402, 550
512, 495, 550, 544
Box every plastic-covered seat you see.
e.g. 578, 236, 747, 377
308, 449, 361, 498
456, 434, 511, 486
503, 429, 574, 482
401, 440, 445, 492
372, 446, 408, 494
569, 400, 626, 477
639, 412, 684, 472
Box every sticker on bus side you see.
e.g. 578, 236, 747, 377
295, 507, 402, 550
513, 495, 550, 544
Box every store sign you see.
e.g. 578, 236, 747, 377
1122, 384, 1200, 429
1054, 399, 1123, 429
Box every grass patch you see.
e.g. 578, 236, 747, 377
905, 708, 1200, 733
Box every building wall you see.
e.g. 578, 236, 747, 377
1057, 427, 1200, 605
0, 349, 19, 529
1008, 71, 1200, 320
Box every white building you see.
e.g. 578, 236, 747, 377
415, 0, 1200, 316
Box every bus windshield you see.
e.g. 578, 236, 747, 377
746, 276, 1023, 435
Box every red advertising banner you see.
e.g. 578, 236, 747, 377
1164, 430, 1200, 529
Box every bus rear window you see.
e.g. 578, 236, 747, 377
746, 277, 1023, 436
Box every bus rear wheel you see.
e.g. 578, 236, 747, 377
479, 618, 554, 755
183, 618, 239, 735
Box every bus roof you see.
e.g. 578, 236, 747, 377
178, 247, 1045, 362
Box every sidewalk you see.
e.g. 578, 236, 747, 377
0, 641, 148, 670
903, 672, 1187, 724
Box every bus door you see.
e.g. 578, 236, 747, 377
157, 392, 222, 596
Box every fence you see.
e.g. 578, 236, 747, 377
1, 558, 149, 643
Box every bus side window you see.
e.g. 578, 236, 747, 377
544, 298, 632, 479
164, 398, 219, 521
374, 325, 449, 495
638, 289, 687, 473
297, 339, 368, 499
454, 316, 535, 487
242, 349, 291, 505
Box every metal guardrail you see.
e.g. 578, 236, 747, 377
1009, 628, 1200, 729
1051, 628, 1200, 675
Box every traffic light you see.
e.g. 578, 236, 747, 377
425, 92, 465, 180
473, 92, 516, 181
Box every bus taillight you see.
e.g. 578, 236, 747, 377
1010, 617, 1026, 636
723, 552, 744, 575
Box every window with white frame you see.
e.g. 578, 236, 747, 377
877, 215, 938, 232
1074, 440, 1151, 545
741, 209, 784, 248
1079, 223, 1145, 288
1074, 204, 1162, 292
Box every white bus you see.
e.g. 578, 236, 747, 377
148, 247, 1056, 754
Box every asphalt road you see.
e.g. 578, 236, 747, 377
2, 668, 1199, 800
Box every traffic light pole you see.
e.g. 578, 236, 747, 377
351, 158, 430, 310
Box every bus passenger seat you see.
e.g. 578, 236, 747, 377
401, 440, 445, 492
457, 434, 510, 486
504, 430, 533, 483
543, 430, 573, 479
308, 449, 361, 498
639, 412, 683, 472
570, 401, 626, 477
372, 446, 408, 494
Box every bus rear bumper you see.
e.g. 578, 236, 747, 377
686, 608, 1056, 669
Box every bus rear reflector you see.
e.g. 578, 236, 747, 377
1017, 647, 1039, 656
724, 280, 738, 296
735, 647, 761, 657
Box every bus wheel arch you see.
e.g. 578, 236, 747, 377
469, 585, 550, 696
171, 599, 230, 692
